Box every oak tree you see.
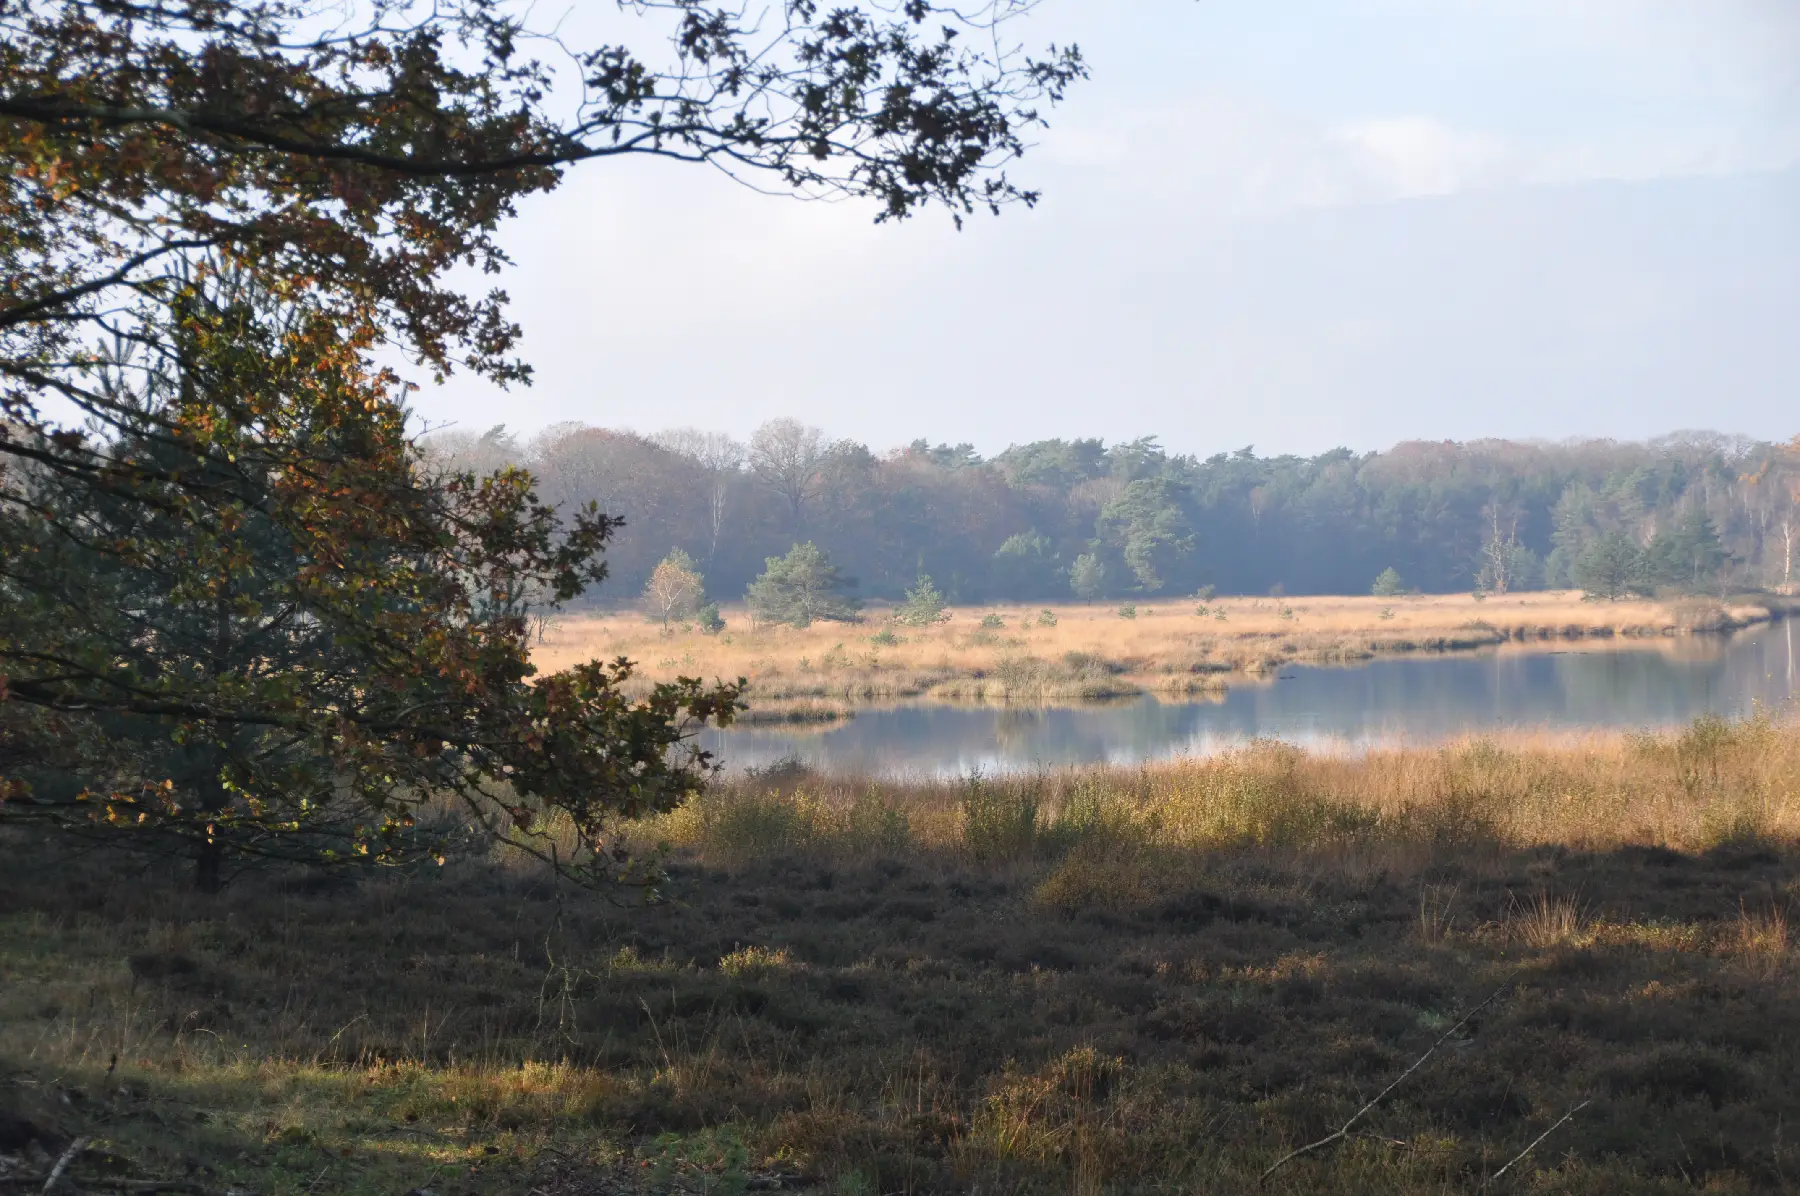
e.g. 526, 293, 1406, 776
0, 0, 1083, 882
0, 276, 737, 888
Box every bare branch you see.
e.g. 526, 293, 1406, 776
1259, 988, 1508, 1186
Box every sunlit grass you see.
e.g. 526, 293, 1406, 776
647, 714, 1800, 867
532, 590, 1791, 700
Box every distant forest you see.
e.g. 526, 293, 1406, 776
424, 422, 1800, 605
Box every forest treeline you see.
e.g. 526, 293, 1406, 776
425, 421, 1800, 606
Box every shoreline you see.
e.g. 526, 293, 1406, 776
535, 590, 1799, 709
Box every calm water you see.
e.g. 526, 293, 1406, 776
700, 623, 1800, 776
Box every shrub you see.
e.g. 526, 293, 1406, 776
1371, 567, 1405, 597
962, 775, 1039, 862
980, 613, 1005, 629
1116, 603, 1137, 619
1037, 609, 1057, 627
1035, 841, 1170, 914
718, 945, 793, 978
696, 602, 726, 634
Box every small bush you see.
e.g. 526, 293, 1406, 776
1037, 609, 1057, 627
1035, 842, 1174, 914
843, 790, 914, 856
868, 627, 899, 646
696, 602, 726, 634
968, 1047, 1128, 1176
962, 775, 1039, 862
1116, 603, 1136, 620
718, 945, 793, 978
1736, 900, 1790, 959
980, 613, 1005, 630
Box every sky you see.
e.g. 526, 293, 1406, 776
412, 1, 1800, 459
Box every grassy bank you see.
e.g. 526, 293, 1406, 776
3, 718, 1798, 1193
533, 591, 1796, 705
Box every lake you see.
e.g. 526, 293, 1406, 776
700, 622, 1799, 776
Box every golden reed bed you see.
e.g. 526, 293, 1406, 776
533, 589, 1793, 705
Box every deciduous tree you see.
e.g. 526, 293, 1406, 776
0, 281, 737, 889
749, 419, 829, 530
644, 550, 705, 626
0, 0, 1081, 882
655, 430, 746, 570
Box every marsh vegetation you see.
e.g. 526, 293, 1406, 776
534, 591, 1796, 706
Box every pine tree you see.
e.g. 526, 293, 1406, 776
1573, 532, 1650, 601
1069, 553, 1106, 601
746, 544, 861, 628
895, 575, 951, 626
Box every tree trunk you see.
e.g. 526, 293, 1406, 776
195, 839, 223, 894
1784, 517, 1794, 593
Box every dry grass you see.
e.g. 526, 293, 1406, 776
651, 711, 1800, 861
535, 591, 1793, 703
3, 717, 1799, 1194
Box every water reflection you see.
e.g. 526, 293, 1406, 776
700, 625, 1799, 777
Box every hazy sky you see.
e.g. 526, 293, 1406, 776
414, 1, 1800, 458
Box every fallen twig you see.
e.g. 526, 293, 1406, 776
41, 1136, 89, 1194
1259, 988, 1505, 1186
1484, 1099, 1592, 1187
1347, 1131, 1417, 1150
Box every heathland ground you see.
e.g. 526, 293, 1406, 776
533, 591, 1795, 709
3, 717, 1797, 1193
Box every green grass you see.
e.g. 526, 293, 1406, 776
3, 720, 1799, 1193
